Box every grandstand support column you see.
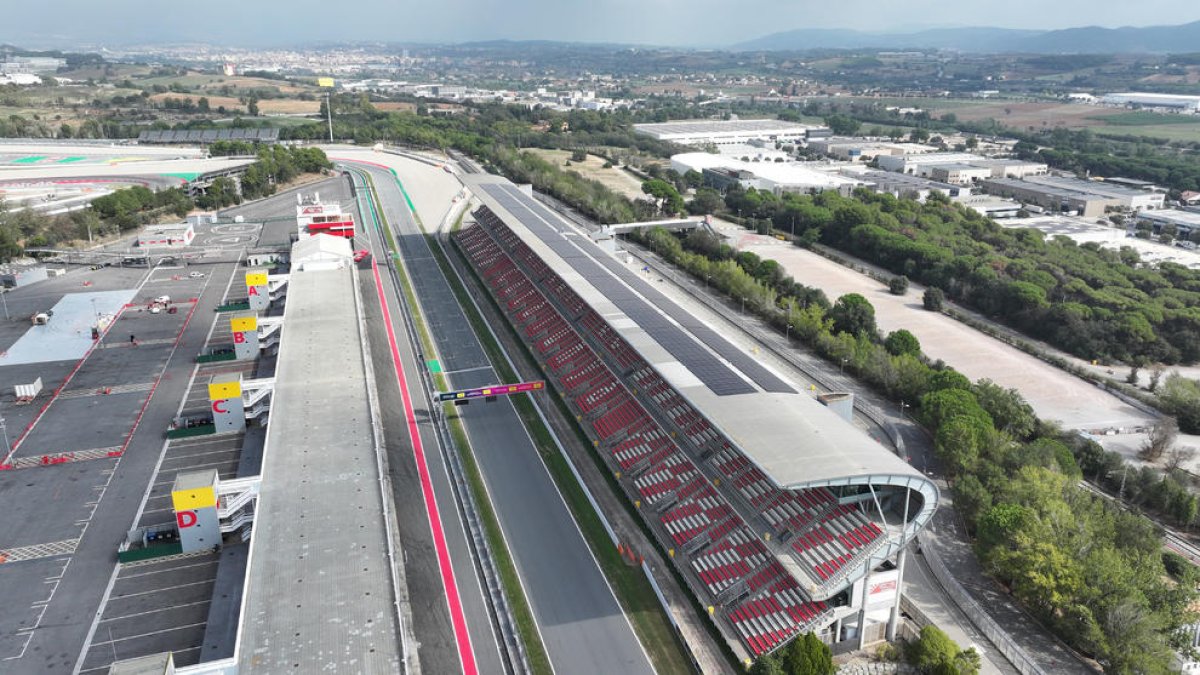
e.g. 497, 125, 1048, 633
887, 546, 908, 642
857, 565, 871, 651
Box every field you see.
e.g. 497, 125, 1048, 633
146, 93, 320, 115
843, 95, 1200, 142
525, 148, 647, 200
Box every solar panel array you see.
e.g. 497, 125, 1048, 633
481, 182, 795, 396
137, 128, 281, 144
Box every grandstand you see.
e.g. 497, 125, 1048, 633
456, 176, 939, 660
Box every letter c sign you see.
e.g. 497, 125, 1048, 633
176, 511, 197, 529
212, 399, 228, 414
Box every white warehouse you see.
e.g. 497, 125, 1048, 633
636, 119, 830, 146
671, 152, 862, 196
1099, 93, 1200, 112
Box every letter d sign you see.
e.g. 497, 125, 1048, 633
176, 510, 198, 529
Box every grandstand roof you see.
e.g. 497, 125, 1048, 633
467, 176, 932, 493
137, 128, 280, 144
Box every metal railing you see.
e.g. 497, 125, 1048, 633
917, 532, 1046, 675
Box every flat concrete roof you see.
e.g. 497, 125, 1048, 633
635, 119, 820, 139
468, 175, 927, 491
1137, 208, 1200, 226
237, 266, 402, 671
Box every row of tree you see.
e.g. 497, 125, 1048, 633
635, 225, 1197, 674
0, 146, 332, 262
718, 186, 1200, 366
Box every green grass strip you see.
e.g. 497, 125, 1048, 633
360, 170, 551, 674
433, 232, 696, 675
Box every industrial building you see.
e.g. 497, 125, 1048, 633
980, 178, 1118, 218
807, 138, 928, 162
635, 119, 831, 147
1099, 92, 1200, 112
876, 152, 984, 174
458, 176, 938, 660
923, 164, 993, 186
1025, 175, 1165, 211
671, 153, 862, 196
847, 170, 964, 202
876, 153, 1047, 181
1136, 209, 1200, 241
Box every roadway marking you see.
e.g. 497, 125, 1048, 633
371, 258, 478, 675
440, 365, 495, 377
0, 538, 80, 564
59, 383, 156, 399
1, 447, 123, 470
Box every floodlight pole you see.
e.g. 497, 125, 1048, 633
0, 288, 8, 321
0, 414, 10, 461
326, 92, 334, 143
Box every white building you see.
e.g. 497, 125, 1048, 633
0, 73, 42, 86
290, 234, 352, 272
671, 152, 862, 196
808, 138, 930, 162
876, 152, 987, 174
636, 119, 829, 147
924, 164, 994, 185
1100, 92, 1200, 112
137, 223, 195, 249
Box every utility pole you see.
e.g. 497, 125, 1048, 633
0, 288, 8, 321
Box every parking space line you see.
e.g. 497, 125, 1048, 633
98, 599, 210, 624
79, 646, 201, 674
117, 560, 217, 580
88, 621, 207, 647
108, 579, 213, 601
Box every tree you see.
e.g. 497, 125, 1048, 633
247, 95, 260, 116
823, 113, 860, 136
641, 179, 684, 216
749, 653, 785, 675
923, 287, 945, 312
888, 275, 910, 295
784, 632, 834, 675
910, 625, 979, 675
910, 128, 931, 143
197, 97, 211, 113
829, 293, 877, 337
884, 329, 921, 357
1139, 417, 1178, 462
570, 149, 587, 162
973, 380, 1036, 440
687, 187, 724, 216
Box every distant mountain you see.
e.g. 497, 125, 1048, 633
734, 20, 1200, 54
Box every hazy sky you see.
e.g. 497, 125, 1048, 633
4, 0, 1200, 47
